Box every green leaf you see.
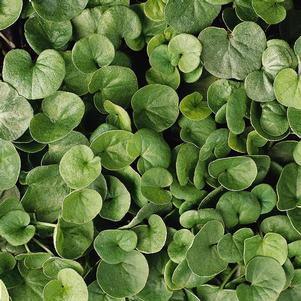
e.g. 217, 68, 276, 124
199, 21, 266, 80
186, 220, 227, 277
61, 51, 93, 96
216, 191, 261, 228
168, 34, 202, 73
244, 233, 288, 265
133, 214, 167, 254
59, 145, 101, 190
3, 49, 65, 100
278, 269, 301, 301
104, 100, 132, 132
94, 229, 137, 264
62, 189, 102, 224
90, 130, 140, 170
217, 228, 254, 263
98, 5, 142, 48
277, 163, 301, 210
179, 116, 216, 147
100, 176, 131, 221
30, 91, 85, 144
208, 156, 258, 191
0, 280, 9, 301
0, 82, 33, 141
21, 165, 70, 222
0, 0, 22, 30
43, 257, 84, 278
136, 128, 171, 174
132, 84, 179, 132
252, 0, 286, 24
165, 0, 221, 34
141, 167, 173, 205
88, 281, 125, 301
89, 66, 138, 110
72, 34, 115, 73
96, 251, 149, 298
24, 15, 72, 54
274, 68, 301, 109
31, 0, 88, 21
180, 92, 211, 121
54, 218, 94, 259
236, 256, 286, 301
251, 184, 277, 214
168, 229, 194, 264
0, 139, 20, 191
260, 215, 301, 243
197, 285, 238, 301
43, 268, 88, 301
0, 210, 35, 246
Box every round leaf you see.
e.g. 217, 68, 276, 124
132, 84, 179, 132
43, 268, 88, 301
90, 130, 140, 170
30, 91, 85, 144
72, 34, 115, 73
59, 145, 101, 190
96, 251, 149, 298
62, 189, 102, 224
208, 156, 258, 191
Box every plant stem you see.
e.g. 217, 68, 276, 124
24, 244, 31, 253
0, 32, 16, 49
220, 265, 239, 289
35, 221, 56, 228
32, 238, 53, 255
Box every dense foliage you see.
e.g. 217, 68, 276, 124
1, 0, 301, 300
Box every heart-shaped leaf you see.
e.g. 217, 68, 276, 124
199, 21, 266, 80
3, 49, 65, 100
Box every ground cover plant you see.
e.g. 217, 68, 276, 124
1, 0, 301, 300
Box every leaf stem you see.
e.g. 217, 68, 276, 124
220, 265, 239, 289
32, 238, 53, 255
35, 221, 56, 228
24, 244, 31, 253
199, 185, 224, 209
0, 32, 16, 49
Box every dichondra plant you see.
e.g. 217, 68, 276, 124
0, 0, 301, 301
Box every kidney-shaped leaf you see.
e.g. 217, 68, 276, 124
62, 189, 102, 224
208, 156, 258, 191
236, 256, 286, 301
132, 84, 179, 132
90, 130, 140, 170
141, 167, 173, 205
72, 34, 115, 73
89, 66, 138, 109
0, 210, 35, 246
30, 91, 85, 144
96, 250, 149, 298
133, 214, 167, 254
199, 21, 266, 80
94, 229, 137, 264
43, 268, 88, 301
59, 145, 101, 190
